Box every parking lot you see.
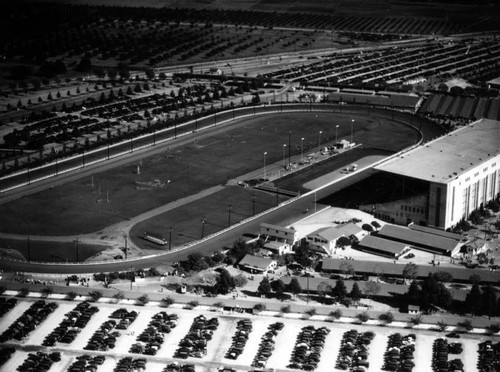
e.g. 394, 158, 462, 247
0, 296, 493, 372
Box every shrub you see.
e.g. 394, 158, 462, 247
161, 296, 174, 307
253, 303, 266, 312
280, 305, 291, 313
486, 323, 500, 334
88, 290, 103, 302
457, 319, 473, 332
113, 291, 125, 302
41, 287, 53, 298
378, 312, 394, 324
436, 320, 448, 332
187, 300, 199, 308
0, 285, 5, 295
408, 314, 423, 326
356, 312, 370, 323
137, 294, 150, 306
66, 291, 78, 300
329, 309, 342, 320
305, 308, 317, 316
18, 287, 29, 297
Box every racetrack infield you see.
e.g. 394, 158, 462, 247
0, 112, 418, 261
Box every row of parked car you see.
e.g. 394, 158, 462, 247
432, 338, 464, 372
66, 354, 105, 372
382, 333, 416, 371
43, 301, 99, 346
252, 322, 284, 368
0, 297, 17, 318
130, 311, 178, 355
225, 318, 253, 360
16, 351, 61, 372
109, 308, 139, 330
114, 357, 146, 372
336, 329, 374, 371
288, 325, 330, 371
0, 300, 58, 342
0, 347, 15, 368
478, 340, 500, 372
163, 363, 196, 372
174, 315, 219, 359
84, 319, 120, 351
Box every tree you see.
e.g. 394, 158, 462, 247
361, 223, 374, 232
332, 278, 348, 300
280, 305, 291, 313
406, 280, 421, 306
305, 308, 317, 316
465, 283, 482, 315
419, 273, 452, 310
408, 314, 423, 326
253, 303, 266, 312
336, 236, 351, 249
402, 263, 418, 281
481, 285, 497, 317
350, 282, 362, 302
214, 268, 235, 294
19, 287, 29, 297
364, 280, 381, 301
257, 277, 272, 297
233, 274, 248, 288
271, 279, 286, 298
66, 291, 78, 301
434, 271, 453, 283
137, 294, 150, 305
339, 261, 355, 275
317, 281, 332, 299
288, 278, 302, 295
378, 312, 394, 324
145, 68, 155, 80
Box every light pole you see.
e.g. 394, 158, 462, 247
201, 217, 206, 239
351, 119, 354, 143
318, 131, 322, 151
228, 204, 232, 227
335, 125, 339, 143
263, 152, 267, 179
282, 144, 286, 169
301, 137, 304, 162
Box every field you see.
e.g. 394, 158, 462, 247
0, 296, 491, 372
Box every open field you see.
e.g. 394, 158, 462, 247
0, 112, 418, 236
0, 296, 494, 372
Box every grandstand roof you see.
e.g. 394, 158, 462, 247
377, 224, 460, 254
375, 118, 500, 184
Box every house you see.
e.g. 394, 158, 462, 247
260, 223, 299, 245
307, 223, 365, 256
263, 241, 292, 256
407, 305, 420, 314
238, 254, 277, 274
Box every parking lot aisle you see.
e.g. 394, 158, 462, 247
98, 355, 117, 372
114, 307, 154, 353
157, 310, 195, 358
1, 350, 29, 372
206, 316, 235, 362
26, 302, 74, 346
70, 305, 114, 351
366, 332, 388, 371
462, 338, 480, 372
0, 300, 31, 335
266, 321, 302, 369
232, 317, 271, 366
146, 361, 168, 372
413, 333, 434, 371
316, 325, 341, 371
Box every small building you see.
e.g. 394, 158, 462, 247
263, 241, 292, 256
408, 305, 420, 314
260, 223, 299, 245
307, 223, 364, 256
238, 254, 277, 274
356, 236, 409, 259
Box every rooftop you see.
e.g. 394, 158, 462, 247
312, 223, 362, 241
377, 224, 460, 253
238, 254, 275, 270
375, 118, 500, 184
358, 236, 408, 255
408, 223, 463, 241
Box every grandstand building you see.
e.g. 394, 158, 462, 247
368, 118, 500, 230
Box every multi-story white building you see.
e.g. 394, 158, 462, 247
373, 118, 499, 230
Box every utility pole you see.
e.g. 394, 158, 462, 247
228, 205, 232, 227
74, 238, 79, 263
27, 236, 31, 261
252, 194, 256, 216
201, 217, 206, 239
288, 131, 291, 166
168, 227, 172, 251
